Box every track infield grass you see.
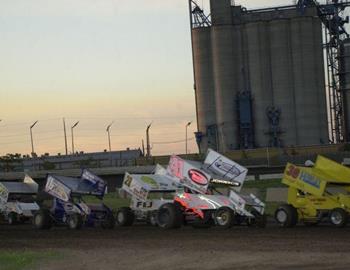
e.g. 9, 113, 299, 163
0, 250, 60, 270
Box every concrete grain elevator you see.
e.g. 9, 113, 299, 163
189, 0, 350, 153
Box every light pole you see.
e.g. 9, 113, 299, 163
146, 123, 152, 158
30, 121, 38, 156
71, 121, 79, 154
63, 118, 68, 155
106, 121, 114, 152
185, 121, 192, 155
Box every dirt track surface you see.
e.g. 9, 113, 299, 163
1, 224, 350, 270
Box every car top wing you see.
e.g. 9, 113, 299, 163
0, 175, 39, 196
45, 175, 72, 202
167, 155, 211, 194
203, 149, 248, 192
122, 173, 179, 201
80, 169, 106, 196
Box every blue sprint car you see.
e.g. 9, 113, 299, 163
34, 169, 115, 230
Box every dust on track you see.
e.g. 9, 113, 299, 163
1, 224, 350, 269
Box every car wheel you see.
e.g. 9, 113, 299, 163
329, 208, 348, 228
67, 214, 83, 230
116, 207, 134, 227
33, 209, 52, 230
157, 203, 183, 229
8, 212, 18, 225
101, 213, 115, 229
275, 204, 298, 228
215, 207, 235, 229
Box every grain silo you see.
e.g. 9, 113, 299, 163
339, 38, 350, 141
190, 0, 350, 153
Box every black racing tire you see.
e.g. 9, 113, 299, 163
157, 203, 183, 229
214, 207, 235, 229
8, 212, 18, 225
146, 212, 158, 227
192, 210, 213, 229
329, 208, 348, 228
101, 213, 115, 229
67, 214, 83, 230
247, 211, 267, 228
234, 214, 245, 226
116, 207, 135, 227
33, 209, 52, 230
275, 204, 298, 228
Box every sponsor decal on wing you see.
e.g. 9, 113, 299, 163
45, 176, 71, 202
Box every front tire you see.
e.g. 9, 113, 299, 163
329, 208, 348, 228
214, 207, 235, 229
67, 214, 83, 230
33, 209, 52, 230
8, 212, 18, 225
157, 203, 183, 229
116, 207, 135, 227
275, 204, 298, 228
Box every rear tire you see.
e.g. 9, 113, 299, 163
214, 207, 235, 229
67, 214, 83, 230
8, 212, 18, 225
248, 210, 267, 228
275, 204, 298, 228
147, 212, 158, 226
192, 210, 212, 229
329, 208, 348, 228
116, 207, 135, 227
33, 209, 52, 230
101, 213, 115, 229
157, 203, 183, 229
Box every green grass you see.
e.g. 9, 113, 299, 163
242, 179, 285, 216
0, 251, 59, 270
84, 192, 130, 211
243, 179, 284, 189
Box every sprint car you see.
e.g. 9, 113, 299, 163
0, 175, 40, 225
275, 155, 350, 228
163, 150, 266, 228
116, 169, 183, 227
34, 169, 115, 230
117, 149, 266, 229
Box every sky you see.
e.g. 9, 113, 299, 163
0, 0, 293, 157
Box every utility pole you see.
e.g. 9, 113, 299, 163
63, 118, 68, 155
71, 121, 79, 154
106, 122, 114, 152
186, 121, 192, 155
106, 122, 114, 166
30, 121, 38, 156
142, 139, 145, 156
146, 123, 152, 158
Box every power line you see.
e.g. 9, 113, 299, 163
0, 129, 62, 138
153, 137, 195, 145
0, 118, 62, 127
65, 115, 195, 121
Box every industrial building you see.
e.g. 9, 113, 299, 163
189, 0, 350, 153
